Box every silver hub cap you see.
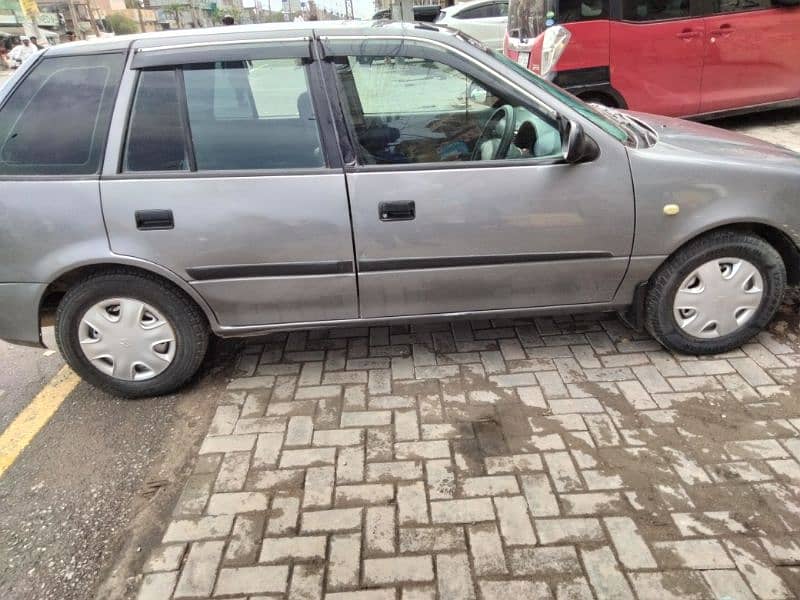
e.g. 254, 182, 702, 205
78, 298, 176, 381
673, 257, 764, 339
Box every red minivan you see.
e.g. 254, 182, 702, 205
505, 0, 800, 118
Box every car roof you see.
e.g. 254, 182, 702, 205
45, 20, 458, 57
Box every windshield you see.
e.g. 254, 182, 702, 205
489, 48, 630, 143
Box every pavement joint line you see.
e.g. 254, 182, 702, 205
0, 365, 80, 478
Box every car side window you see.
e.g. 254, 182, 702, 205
0, 54, 124, 176
559, 0, 609, 21
710, 0, 766, 13
182, 58, 324, 170
335, 55, 562, 166
124, 69, 189, 172
622, 0, 690, 20
463, 3, 503, 18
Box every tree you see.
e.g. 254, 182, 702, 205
107, 12, 140, 34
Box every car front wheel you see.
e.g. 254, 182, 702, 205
56, 270, 208, 398
645, 231, 786, 355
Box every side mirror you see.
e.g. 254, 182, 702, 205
468, 81, 488, 104
561, 119, 600, 164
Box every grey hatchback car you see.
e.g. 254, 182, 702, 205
1, 22, 799, 398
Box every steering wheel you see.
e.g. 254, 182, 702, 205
470, 104, 516, 161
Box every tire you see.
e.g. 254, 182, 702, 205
579, 93, 618, 108
644, 230, 786, 355
55, 269, 209, 398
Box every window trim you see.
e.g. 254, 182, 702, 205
320, 37, 570, 172
0, 51, 126, 180
118, 57, 334, 175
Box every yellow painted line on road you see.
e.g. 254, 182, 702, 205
0, 365, 80, 478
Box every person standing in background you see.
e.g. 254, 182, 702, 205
9, 37, 36, 67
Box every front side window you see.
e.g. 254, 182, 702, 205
182, 58, 324, 171
558, 0, 609, 21
335, 55, 563, 165
622, 0, 690, 20
0, 54, 124, 175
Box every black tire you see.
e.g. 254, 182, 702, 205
579, 93, 618, 108
645, 230, 786, 355
55, 269, 209, 398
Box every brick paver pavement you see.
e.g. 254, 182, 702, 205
135, 114, 800, 599
136, 312, 800, 600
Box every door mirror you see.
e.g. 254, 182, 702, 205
561, 119, 600, 163
468, 81, 489, 105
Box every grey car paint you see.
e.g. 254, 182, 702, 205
0, 21, 799, 348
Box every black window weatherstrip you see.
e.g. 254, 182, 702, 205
187, 261, 354, 281
359, 252, 614, 273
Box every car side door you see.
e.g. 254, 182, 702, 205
700, 0, 800, 113
610, 0, 705, 116
100, 35, 358, 330
322, 36, 635, 320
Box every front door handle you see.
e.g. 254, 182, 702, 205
676, 29, 702, 40
379, 201, 415, 221
135, 209, 174, 230
710, 23, 733, 36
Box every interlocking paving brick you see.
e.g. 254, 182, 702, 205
136, 311, 800, 599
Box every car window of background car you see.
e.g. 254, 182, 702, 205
711, 0, 766, 12
0, 55, 124, 175
336, 55, 562, 164
177, 59, 323, 171
558, 0, 609, 21
622, 0, 690, 20
457, 3, 502, 18
124, 69, 189, 172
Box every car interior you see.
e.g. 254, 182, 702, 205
335, 57, 562, 165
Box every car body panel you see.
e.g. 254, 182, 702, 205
0, 21, 799, 349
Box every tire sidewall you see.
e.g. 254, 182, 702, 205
56, 275, 206, 398
649, 236, 785, 355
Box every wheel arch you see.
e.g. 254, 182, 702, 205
39, 259, 219, 334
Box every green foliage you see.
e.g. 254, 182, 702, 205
107, 12, 140, 34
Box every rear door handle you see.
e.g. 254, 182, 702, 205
135, 209, 174, 230
379, 201, 415, 221
676, 29, 702, 39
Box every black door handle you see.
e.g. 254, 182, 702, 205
379, 201, 415, 221
135, 209, 174, 230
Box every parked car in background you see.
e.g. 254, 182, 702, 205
437, 0, 509, 50
1, 22, 799, 398
373, 5, 442, 21
505, 0, 800, 118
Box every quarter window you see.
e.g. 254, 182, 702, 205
125, 69, 188, 172
457, 3, 502, 18
558, 0, 609, 21
335, 56, 562, 165
622, 0, 690, 20
0, 54, 124, 176
182, 59, 324, 170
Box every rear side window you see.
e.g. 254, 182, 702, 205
181, 59, 324, 171
711, 0, 766, 13
457, 3, 501, 18
559, 0, 609, 21
622, 0, 690, 20
125, 69, 188, 172
0, 54, 124, 176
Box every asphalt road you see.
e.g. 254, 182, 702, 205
0, 335, 237, 600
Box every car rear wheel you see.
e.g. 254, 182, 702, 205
56, 270, 208, 398
645, 231, 786, 355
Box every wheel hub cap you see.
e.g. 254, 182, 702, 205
78, 298, 177, 381
672, 257, 764, 339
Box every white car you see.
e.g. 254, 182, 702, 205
436, 0, 509, 51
